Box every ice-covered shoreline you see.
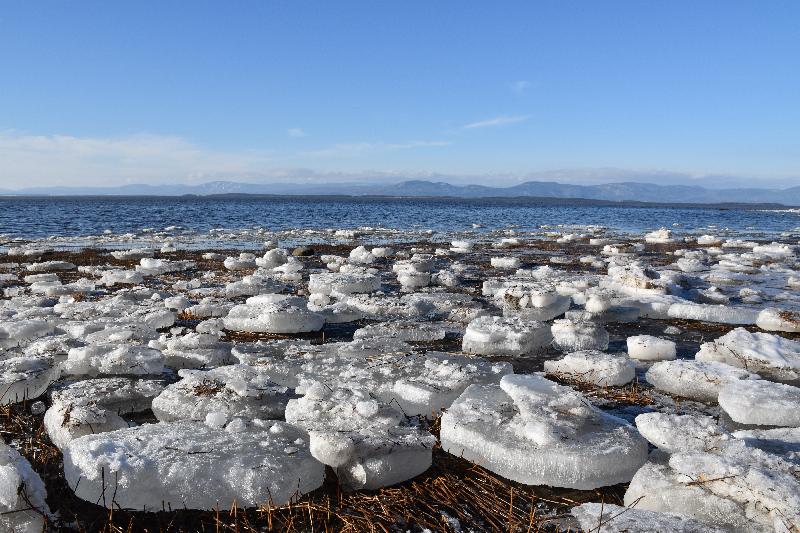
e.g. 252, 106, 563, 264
1, 223, 800, 531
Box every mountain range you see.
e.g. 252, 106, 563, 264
2, 180, 800, 206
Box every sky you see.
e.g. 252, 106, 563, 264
1, 1, 799, 189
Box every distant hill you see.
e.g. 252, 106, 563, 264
2, 179, 800, 206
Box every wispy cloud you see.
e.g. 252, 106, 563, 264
0, 131, 273, 188
287, 128, 307, 138
462, 115, 530, 130
303, 140, 451, 158
510, 80, 532, 94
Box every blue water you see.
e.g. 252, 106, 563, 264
0, 196, 798, 239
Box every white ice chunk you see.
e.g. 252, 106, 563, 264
551, 319, 609, 352
63, 344, 165, 376
255, 344, 511, 416
157, 332, 234, 369
440, 374, 648, 489
695, 328, 800, 383
502, 290, 571, 321
757, 307, 800, 333
718, 379, 800, 427
544, 350, 635, 386
26, 260, 75, 272
286, 384, 435, 489
462, 316, 552, 356
349, 245, 375, 264
99, 269, 144, 287
308, 272, 381, 295
64, 420, 324, 510
667, 303, 758, 325
626, 335, 676, 361
353, 321, 447, 342
645, 359, 758, 402
0, 355, 58, 405
152, 364, 290, 422
0, 319, 55, 349
645, 228, 675, 244
624, 461, 759, 531
733, 427, 800, 464
0, 442, 51, 533
571, 503, 725, 533
490, 257, 521, 269
668, 448, 800, 531
635, 413, 732, 454
45, 377, 164, 449
224, 297, 325, 334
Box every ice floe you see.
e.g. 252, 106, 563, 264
64, 420, 324, 510
440, 374, 648, 489
286, 383, 435, 489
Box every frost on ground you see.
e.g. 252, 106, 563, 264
1, 224, 800, 530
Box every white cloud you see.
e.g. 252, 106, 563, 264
287, 128, 307, 138
0, 131, 793, 190
0, 131, 452, 188
462, 115, 530, 130
510, 80, 532, 94
0, 131, 273, 188
303, 140, 451, 158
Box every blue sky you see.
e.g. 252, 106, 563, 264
1, 1, 798, 188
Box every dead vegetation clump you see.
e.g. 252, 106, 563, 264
192, 379, 226, 397
176, 310, 201, 321
546, 374, 654, 408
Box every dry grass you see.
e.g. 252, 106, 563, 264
192, 380, 226, 397
176, 310, 201, 321
546, 375, 654, 407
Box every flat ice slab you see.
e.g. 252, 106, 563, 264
645, 359, 758, 402
64, 420, 324, 510
440, 374, 648, 489
308, 272, 381, 295
353, 320, 447, 342
224, 297, 325, 334
63, 343, 165, 376
695, 328, 800, 383
0, 442, 51, 533
154, 332, 234, 369
462, 315, 552, 356
543, 350, 635, 386
286, 383, 435, 489
626, 335, 676, 361
551, 319, 609, 352
625, 434, 800, 531
667, 303, 758, 325
733, 427, 800, 464
624, 461, 759, 531
0, 355, 58, 405
718, 379, 800, 427
256, 344, 512, 416
635, 413, 731, 454
571, 502, 725, 533
45, 377, 164, 449
152, 364, 291, 422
